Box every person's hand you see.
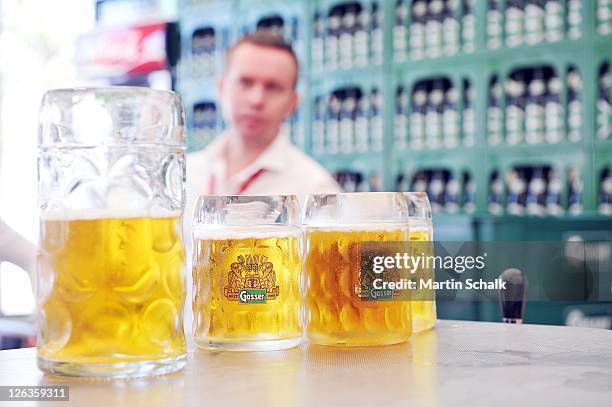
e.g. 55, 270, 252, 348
0, 219, 37, 293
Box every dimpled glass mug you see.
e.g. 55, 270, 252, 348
37, 87, 187, 378
192, 195, 303, 351
302, 192, 413, 346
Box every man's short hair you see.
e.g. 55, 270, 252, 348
225, 31, 299, 87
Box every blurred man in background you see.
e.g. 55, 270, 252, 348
186, 31, 340, 227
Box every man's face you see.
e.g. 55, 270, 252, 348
218, 43, 298, 142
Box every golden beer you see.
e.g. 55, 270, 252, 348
409, 227, 436, 333
405, 192, 437, 333
304, 226, 412, 346
192, 228, 302, 350
37, 213, 186, 367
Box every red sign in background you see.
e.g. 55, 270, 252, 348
75, 22, 168, 78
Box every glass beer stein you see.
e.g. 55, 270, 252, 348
405, 192, 437, 332
37, 87, 187, 377
192, 195, 303, 351
303, 192, 412, 346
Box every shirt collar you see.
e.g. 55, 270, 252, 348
227, 133, 290, 184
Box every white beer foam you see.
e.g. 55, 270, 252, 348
192, 226, 301, 240
305, 193, 408, 225
304, 223, 410, 233
41, 208, 181, 221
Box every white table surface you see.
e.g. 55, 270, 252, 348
1, 320, 611, 407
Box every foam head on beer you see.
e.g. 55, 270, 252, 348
221, 201, 283, 225
303, 192, 410, 226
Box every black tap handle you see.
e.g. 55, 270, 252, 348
499, 268, 528, 324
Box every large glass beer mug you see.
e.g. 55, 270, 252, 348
405, 192, 436, 332
192, 195, 302, 351
37, 87, 187, 377
303, 192, 412, 346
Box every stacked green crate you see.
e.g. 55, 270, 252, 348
391, 63, 485, 215
384, 0, 612, 326
307, 0, 390, 191
177, 0, 237, 152
594, 46, 612, 218
392, 0, 591, 220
